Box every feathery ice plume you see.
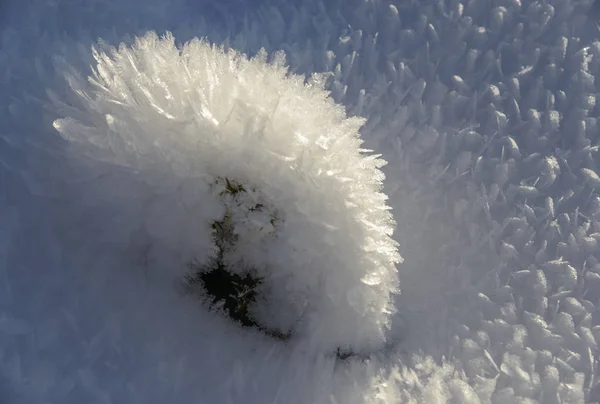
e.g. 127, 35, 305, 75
48, 32, 401, 354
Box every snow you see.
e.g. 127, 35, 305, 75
46, 32, 401, 353
1, 0, 600, 403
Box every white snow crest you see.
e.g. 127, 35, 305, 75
49, 31, 402, 353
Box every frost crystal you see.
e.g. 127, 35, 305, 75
50, 32, 401, 353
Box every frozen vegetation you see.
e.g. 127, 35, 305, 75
1, 0, 600, 403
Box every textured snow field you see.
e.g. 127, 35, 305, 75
2, 0, 600, 403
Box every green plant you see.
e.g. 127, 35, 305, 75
183, 177, 290, 340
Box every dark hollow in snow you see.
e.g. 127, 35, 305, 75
184, 259, 292, 341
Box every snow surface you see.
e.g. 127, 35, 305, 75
2, 0, 600, 403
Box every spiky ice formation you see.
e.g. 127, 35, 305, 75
44, 32, 402, 353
